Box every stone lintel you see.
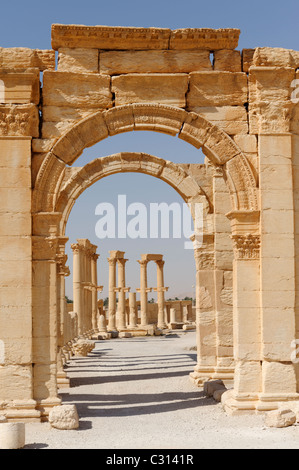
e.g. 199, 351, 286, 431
141, 254, 164, 262
51, 24, 240, 51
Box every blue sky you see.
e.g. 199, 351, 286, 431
1, 0, 298, 299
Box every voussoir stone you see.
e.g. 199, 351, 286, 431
48, 405, 79, 430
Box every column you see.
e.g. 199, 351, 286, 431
98, 300, 107, 333
137, 259, 151, 327
32, 222, 63, 419
155, 260, 168, 329
71, 243, 84, 335
56, 238, 70, 388
259, 134, 298, 409
190, 234, 218, 386
222, 211, 262, 414
117, 258, 129, 330
213, 164, 235, 380
91, 253, 100, 333
128, 292, 138, 328
107, 257, 117, 331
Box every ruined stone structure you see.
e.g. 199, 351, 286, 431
1, 24, 299, 420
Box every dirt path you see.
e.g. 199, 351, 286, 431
24, 332, 299, 449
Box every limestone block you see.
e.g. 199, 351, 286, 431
249, 67, 295, 102
133, 103, 186, 135
112, 74, 188, 108
0, 236, 31, 260
204, 380, 226, 397
187, 72, 248, 108
119, 332, 132, 338
43, 71, 112, 109
193, 106, 248, 135
0, 213, 31, 236
0, 48, 55, 70
0, 104, 39, 137
0, 69, 40, 105
194, 106, 247, 122
214, 50, 241, 72
169, 29, 240, 50
0, 137, 31, 169
233, 135, 257, 154
58, 48, 99, 73
242, 49, 255, 72
234, 361, 262, 394
182, 324, 195, 331
42, 112, 94, 139
179, 113, 214, 149
100, 50, 212, 74
249, 101, 293, 134
278, 403, 299, 422
51, 24, 171, 50
0, 188, 31, 213
252, 47, 297, 68
103, 105, 135, 136
262, 309, 295, 361
213, 389, 227, 402
48, 405, 79, 430
32, 138, 56, 153
262, 362, 297, 394
264, 409, 296, 428
0, 423, 25, 449
72, 339, 95, 357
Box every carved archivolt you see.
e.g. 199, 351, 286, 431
33, 104, 258, 216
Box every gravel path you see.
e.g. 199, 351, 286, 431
24, 331, 299, 449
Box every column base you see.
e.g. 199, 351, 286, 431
97, 331, 112, 340
0, 399, 41, 422
190, 365, 235, 387
222, 389, 299, 415
57, 371, 71, 389
35, 397, 62, 421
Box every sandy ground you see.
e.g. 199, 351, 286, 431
24, 331, 299, 449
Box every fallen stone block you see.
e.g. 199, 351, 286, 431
264, 409, 296, 428
49, 405, 79, 430
204, 380, 226, 398
183, 324, 196, 331
213, 389, 227, 403
119, 332, 132, 338
72, 339, 95, 357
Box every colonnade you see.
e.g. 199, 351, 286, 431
71, 239, 103, 337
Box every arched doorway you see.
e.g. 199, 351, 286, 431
32, 105, 260, 419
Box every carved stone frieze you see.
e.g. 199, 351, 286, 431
232, 233, 260, 260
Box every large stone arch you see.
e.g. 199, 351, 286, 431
32, 104, 258, 215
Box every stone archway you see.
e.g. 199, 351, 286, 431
30, 104, 262, 419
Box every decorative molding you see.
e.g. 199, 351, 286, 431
232, 234, 260, 260
51, 24, 240, 51
0, 104, 39, 137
